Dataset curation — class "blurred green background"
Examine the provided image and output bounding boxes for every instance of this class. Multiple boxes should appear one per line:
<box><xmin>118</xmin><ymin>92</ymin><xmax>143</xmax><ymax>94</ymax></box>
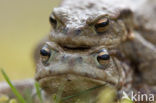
<box><xmin>0</xmin><ymin>0</ymin><xmax>61</xmax><ymax>81</ymax></box>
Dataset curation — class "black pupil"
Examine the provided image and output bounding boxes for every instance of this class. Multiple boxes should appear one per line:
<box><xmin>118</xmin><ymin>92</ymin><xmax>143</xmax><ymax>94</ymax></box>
<box><xmin>95</xmin><ymin>19</ymin><xmax>109</xmax><ymax>28</ymax></box>
<box><xmin>97</xmin><ymin>54</ymin><xmax>110</xmax><ymax>60</ymax></box>
<box><xmin>40</xmin><ymin>49</ymin><xmax>50</xmax><ymax>57</ymax></box>
<box><xmin>49</xmin><ymin>17</ymin><xmax>57</xmax><ymax>25</ymax></box>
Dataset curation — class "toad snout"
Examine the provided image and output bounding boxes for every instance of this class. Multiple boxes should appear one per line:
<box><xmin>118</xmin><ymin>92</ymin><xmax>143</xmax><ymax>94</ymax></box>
<box><xmin>61</xmin><ymin>55</ymin><xmax>83</xmax><ymax>65</ymax></box>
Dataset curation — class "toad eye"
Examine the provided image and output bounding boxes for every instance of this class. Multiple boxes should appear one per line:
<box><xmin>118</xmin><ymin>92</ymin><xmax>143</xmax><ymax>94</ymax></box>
<box><xmin>49</xmin><ymin>15</ymin><xmax>57</xmax><ymax>28</ymax></box>
<box><xmin>97</xmin><ymin>49</ymin><xmax>110</xmax><ymax>65</ymax></box>
<box><xmin>40</xmin><ymin>46</ymin><xmax>51</xmax><ymax>63</ymax></box>
<box><xmin>95</xmin><ymin>17</ymin><xmax>109</xmax><ymax>34</ymax></box>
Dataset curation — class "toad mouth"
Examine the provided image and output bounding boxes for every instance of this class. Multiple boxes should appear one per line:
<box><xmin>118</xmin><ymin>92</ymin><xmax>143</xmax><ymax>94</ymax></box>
<box><xmin>37</xmin><ymin>73</ymin><xmax>114</xmax><ymax>99</ymax></box>
<box><xmin>35</xmin><ymin>70</ymin><xmax>118</xmax><ymax>96</ymax></box>
<box><xmin>36</xmin><ymin>72</ymin><xmax>116</xmax><ymax>86</ymax></box>
<box><xmin>62</xmin><ymin>45</ymin><xmax>91</xmax><ymax>51</ymax></box>
<box><xmin>59</xmin><ymin>43</ymin><xmax>92</xmax><ymax>52</ymax></box>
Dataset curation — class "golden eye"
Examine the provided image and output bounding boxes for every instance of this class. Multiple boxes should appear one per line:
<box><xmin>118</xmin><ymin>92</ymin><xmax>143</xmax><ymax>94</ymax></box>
<box><xmin>40</xmin><ymin>46</ymin><xmax>51</xmax><ymax>63</ymax></box>
<box><xmin>95</xmin><ymin>17</ymin><xmax>109</xmax><ymax>34</ymax></box>
<box><xmin>49</xmin><ymin>15</ymin><xmax>57</xmax><ymax>28</ymax></box>
<box><xmin>97</xmin><ymin>49</ymin><xmax>110</xmax><ymax>65</ymax></box>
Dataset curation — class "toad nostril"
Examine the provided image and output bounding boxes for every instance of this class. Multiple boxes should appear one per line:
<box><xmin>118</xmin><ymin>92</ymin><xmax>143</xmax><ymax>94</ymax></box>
<box><xmin>76</xmin><ymin>57</ymin><xmax>83</xmax><ymax>63</ymax></box>
<box><xmin>75</xmin><ymin>29</ymin><xmax>81</xmax><ymax>35</ymax></box>
<box><xmin>63</xmin><ymin>27</ymin><xmax>69</xmax><ymax>34</ymax></box>
<box><xmin>61</xmin><ymin>55</ymin><xmax>70</xmax><ymax>62</ymax></box>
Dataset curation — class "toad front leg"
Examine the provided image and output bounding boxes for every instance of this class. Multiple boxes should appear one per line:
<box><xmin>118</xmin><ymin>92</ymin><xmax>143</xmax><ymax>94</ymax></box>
<box><xmin>0</xmin><ymin>79</ymin><xmax>34</xmax><ymax>98</ymax></box>
<box><xmin>121</xmin><ymin>32</ymin><xmax>156</xmax><ymax>85</ymax></box>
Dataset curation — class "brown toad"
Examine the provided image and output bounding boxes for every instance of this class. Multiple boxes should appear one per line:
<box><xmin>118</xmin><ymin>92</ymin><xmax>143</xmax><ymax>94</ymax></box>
<box><xmin>1</xmin><ymin>0</ymin><xmax>156</xmax><ymax>102</ymax></box>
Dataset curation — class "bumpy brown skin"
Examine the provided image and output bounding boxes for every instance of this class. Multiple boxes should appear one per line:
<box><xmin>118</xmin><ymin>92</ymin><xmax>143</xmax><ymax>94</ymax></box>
<box><xmin>36</xmin><ymin>0</ymin><xmax>156</xmax><ymax>100</ymax></box>
<box><xmin>133</xmin><ymin>0</ymin><xmax>156</xmax><ymax>45</ymax></box>
<box><xmin>35</xmin><ymin>0</ymin><xmax>135</xmax><ymax>98</ymax></box>
<box><xmin>120</xmin><ymin>0</ymin><xmax>156</xmax><ymax>85</ymax></box>
<box><xmin>1</xmin><ymin>0</ymin><xmax>156</xmax><ymax>102</ymax></box>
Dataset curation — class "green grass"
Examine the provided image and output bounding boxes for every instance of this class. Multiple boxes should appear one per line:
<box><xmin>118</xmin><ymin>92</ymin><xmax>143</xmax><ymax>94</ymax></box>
<box><xmin>34</xmin><ymin>82</ymin><xmax>43</xmax><ymax>103</ymax></box>
<box><xmin>0</xmin><ymin>69</ymin><xmax>135</xmax><ymax>103</ymax></box>
<box><xmin>0</xmin><ymin>68</ymin><xmax>45</xmax><ymax>103</ymax></box>
<box><xmin>1</xmin><ymin>69</ymin><xmax>26</xmax><ymax>103</ymax></box>
<box><xmin>62</xmin><ymin>84</ymin><xmax>105</xmax><ymax>101</ymax></box>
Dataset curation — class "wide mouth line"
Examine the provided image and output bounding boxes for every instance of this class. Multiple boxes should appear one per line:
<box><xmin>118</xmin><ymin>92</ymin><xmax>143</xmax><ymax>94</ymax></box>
<box><xmin>36</xmin><ymin>73</ymin><xmax>116</xmax><ymax>86</ymax></box>
<box><xmin>36</xmin><ymin>73</ymin><xmax>100</xmax><ymax>81</ymax></box>
<box><xmin>59</xmin><ymin>44</ymin><xmax>92</xmax><ymax>51</ymax></box>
